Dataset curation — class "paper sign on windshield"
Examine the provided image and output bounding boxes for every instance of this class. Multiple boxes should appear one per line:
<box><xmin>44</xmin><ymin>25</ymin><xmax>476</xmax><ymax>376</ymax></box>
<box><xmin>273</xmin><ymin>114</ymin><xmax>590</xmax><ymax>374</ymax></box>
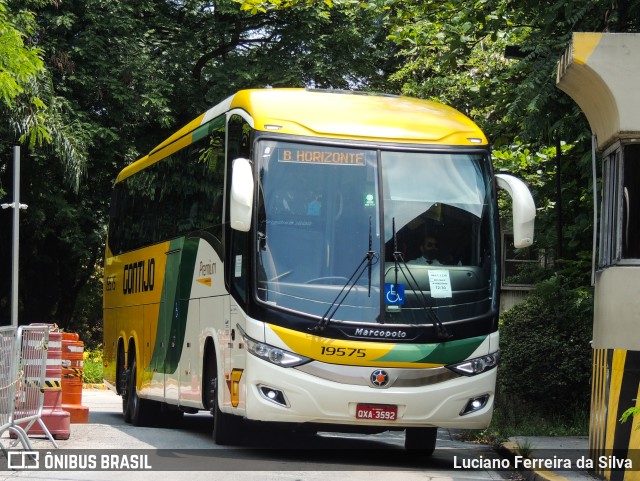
<box><xmin>428</xmin><ymin>270</ymin><xmax>452</xmax><ymax>298</ymax></box>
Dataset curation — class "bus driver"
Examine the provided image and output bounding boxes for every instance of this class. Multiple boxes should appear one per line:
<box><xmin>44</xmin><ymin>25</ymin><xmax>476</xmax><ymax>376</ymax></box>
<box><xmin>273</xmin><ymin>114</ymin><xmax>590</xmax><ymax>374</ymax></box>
<box><xmin>409</xmin><ymin>234</ymin><xmax>442</xmax><ymax>265</ymax></box>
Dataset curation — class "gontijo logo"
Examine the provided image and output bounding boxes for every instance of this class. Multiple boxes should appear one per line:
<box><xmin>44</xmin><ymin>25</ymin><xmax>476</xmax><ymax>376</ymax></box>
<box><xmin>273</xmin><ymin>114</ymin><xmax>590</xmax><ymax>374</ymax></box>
<box><xmin>122</xmin><ymin>258</ymin><xmax>155</xmax><ymax>294</ymax></box>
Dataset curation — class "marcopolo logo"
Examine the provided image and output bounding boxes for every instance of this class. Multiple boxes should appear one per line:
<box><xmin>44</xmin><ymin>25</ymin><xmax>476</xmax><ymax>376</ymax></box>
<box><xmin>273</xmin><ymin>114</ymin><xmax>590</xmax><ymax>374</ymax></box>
<box><xmin>353</xmin><ymin>328</ymin><xmax>408</xmax><ymax>339</ymax></box>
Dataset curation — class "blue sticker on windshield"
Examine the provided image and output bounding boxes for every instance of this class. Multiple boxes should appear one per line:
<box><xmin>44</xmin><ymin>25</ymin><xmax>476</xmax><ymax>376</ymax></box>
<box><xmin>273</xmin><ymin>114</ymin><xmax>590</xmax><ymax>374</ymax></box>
<box><xmin>385</xmin><ymin>283</ymin><xmax>405</xmax><ymax>305</ymax></box>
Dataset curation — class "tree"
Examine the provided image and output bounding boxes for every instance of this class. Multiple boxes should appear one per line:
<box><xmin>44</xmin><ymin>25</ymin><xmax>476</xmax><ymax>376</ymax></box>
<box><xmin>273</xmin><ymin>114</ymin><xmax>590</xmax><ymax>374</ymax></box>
<box><xmin>3</xmin><ymin>0</ymin><xmax>638</xmax><ymax>344</ymax></box>
<box><xmin>1</xmin><ymin>0</ymin><xmax>88</xmax><ymax>192</ymax></box>
<box><xmin>1</xmin><ymin>0</ymin><xmax>399</xmax><ymax>332</ymax></box>
<box><xmin>0</xmin><ymin>0</ymin><xmax>43</xmax><ymax>111</ymax></box>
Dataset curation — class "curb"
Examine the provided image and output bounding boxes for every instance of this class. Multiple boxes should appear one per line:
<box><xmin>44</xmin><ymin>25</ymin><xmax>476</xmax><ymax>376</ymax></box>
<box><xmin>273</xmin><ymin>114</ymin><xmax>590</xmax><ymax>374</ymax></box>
<box><xmin>82</xmin><ymin>383</ymin><xmax>108</xmax><ymax>390</ymax></box>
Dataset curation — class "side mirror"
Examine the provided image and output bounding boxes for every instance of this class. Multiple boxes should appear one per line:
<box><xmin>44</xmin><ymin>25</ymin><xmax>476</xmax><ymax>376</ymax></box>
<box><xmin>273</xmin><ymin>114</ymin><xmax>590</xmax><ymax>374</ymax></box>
<box><xmin>495</xmin><ymin>174</ymin><xmax>536</xmax><ymax>248</ymax></box>
<box><xmin>230</xmin><ymin>158</ymin><xmax>254</xmax><ymax>232</ymax></box>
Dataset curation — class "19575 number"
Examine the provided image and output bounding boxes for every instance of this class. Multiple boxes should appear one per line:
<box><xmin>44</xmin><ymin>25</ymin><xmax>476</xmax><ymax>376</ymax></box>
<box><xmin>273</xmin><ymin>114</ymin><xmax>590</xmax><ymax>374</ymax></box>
<box><xmin>320</xmin><ymin>346</ymin><xmax>366</xmax><ymax>357</ymax></box>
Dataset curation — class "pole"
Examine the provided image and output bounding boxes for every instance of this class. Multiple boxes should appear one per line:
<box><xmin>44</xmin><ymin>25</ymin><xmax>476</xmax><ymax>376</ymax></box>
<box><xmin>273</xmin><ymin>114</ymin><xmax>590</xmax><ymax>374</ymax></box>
<box><xmin>1</xmin><ymin>147</ymin><xmax>28</xmax><ymax>327</ymax></box>
<box><xmin>555</xmin><ymin>136</ymin><xmax>563</xmax><ymax>262</ymax></box>
<box><xmin>11</xmin><ymin>146</ymin><xmax>20</xmax><ymax>327</ymax></box>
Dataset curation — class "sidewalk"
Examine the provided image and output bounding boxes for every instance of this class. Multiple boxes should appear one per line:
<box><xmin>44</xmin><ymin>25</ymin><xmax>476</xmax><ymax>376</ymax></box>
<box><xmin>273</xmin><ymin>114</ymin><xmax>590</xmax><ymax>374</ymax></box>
<box><xmin>501</xmin><ymin>436</ymin><xmax>599</xmax><ymax>481</ymax></box>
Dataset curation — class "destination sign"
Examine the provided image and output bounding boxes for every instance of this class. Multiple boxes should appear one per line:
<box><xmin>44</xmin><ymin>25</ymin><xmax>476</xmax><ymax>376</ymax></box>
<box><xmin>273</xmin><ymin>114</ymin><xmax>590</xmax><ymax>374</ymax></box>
<box><xmin>277</xmin><ymin>147</ymin><xmax>367</xmax><ymax>166</ymax></box>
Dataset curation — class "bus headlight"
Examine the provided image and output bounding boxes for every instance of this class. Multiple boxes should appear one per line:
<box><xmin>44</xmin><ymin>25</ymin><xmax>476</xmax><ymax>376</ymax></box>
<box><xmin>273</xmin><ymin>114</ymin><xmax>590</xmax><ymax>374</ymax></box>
<box><xmin>446</xmin><ymin>351</ymin><xmax>500</xmax><ymax>376</ymax></box>
<box><xmin>239</xmin><ymin>327</ymin><xmax>311</xmax><ymax>368</ymax></box>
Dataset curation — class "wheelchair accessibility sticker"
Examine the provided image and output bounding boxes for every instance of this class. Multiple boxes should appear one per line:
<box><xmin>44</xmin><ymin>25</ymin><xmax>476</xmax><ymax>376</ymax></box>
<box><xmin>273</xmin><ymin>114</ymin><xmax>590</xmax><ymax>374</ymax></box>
<box><xmin>385</xmin><ymin>283</ymin><xmax>405</xmax><ymax>305</ymax></box>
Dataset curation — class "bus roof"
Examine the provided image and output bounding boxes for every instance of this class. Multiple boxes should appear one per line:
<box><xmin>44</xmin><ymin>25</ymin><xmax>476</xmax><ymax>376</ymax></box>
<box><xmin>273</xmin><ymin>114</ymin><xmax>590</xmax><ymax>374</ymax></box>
<box><xmin>116</xmin><ymin>89</ymin><xmax>487</xmax><ymax>182</ymax></box>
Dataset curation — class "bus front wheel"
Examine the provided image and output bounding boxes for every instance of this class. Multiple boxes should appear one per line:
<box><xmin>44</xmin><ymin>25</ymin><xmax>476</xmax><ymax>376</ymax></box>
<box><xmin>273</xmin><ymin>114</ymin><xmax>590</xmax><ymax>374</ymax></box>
<box><xmin>211</xmin><ymin>376</ymin><xmax>241</xmax><ymax>445</ymax></box>
<box><xmin>405</xmin><ymin>427</ymin><xmax>437</xmax><ymax>456</ymax></box>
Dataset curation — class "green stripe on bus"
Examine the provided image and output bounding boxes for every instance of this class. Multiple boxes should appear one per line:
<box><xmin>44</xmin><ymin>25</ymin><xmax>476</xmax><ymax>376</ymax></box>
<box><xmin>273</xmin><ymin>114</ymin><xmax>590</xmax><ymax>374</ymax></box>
<box><xmin>150</xmin><ymin>237</ymin><xmax>183</xmax><ymax>374</ymax></box>
<box><xmin>375</xmin><ymin>335</ymin><xmax>486</xmax><ymax>365</ymax></box>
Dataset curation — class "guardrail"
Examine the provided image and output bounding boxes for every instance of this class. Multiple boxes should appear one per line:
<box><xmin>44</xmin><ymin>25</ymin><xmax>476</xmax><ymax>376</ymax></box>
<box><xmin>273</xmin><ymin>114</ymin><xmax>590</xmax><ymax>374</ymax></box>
<box><xmin>0</xmin><ymin>325</ymin><xmax>58</xmax><ymax>453</ymax></box>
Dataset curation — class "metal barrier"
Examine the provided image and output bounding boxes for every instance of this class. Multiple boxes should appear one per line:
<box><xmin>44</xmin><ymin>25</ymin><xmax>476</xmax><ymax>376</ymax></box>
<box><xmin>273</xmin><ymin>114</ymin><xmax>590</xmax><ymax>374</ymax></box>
<box><xmin>22</xmin><ymin>326</ymin><xmax>70</xmax><ymax>439</ymax></box>
<box><xmin>0</xmin><ymin>325</ymin><xmax>58</xmax><ymax>453</ymax></box>
<box><xmin>0</xmin><ymin>326</ymin><xmax>24</xmax><ymax>453</ymax></box>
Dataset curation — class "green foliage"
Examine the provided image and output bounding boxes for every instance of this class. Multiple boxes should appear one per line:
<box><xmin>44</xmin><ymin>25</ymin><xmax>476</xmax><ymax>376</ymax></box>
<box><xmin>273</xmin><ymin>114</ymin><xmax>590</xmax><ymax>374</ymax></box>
<box><xmin>493</xmin><ymin>135</ymin><xmax>594</xmax><ymax>258</ymax></box>
<box><xmin>503</xmin><ymin>263</ymin><xmax>551</xmax><ymax>286</ymax></box>
<box><xmin>463</xmin><ymin>395</ymin><xmax>589</xmax><ymax>445</ymax></box>
<box><xmin>499</xmin><ymin>261</ymin><xmax>593</xmax><ymax>416</ymax></box>
<box><xmin>0</xmin><ymin>1</ymin><xmax>88</xmax><ymax>191</ymax></box>
<box><xmin>67</xmin><ymin>262</ymin><xmax>103</xmax><ymax>350</ymax></box>
<box><xmin>2</xmin><ymin>0</ymin><xmax>399</xmax><ymax>331</ymax></box>
<box><xmin>236</xmin><ymin>0</ymin><xmax>337</xmax><ymax>15</ymax></box>
<box><xmin>620</xmin><ymin>407</ymin><xmax>638</xmax><ymax>423</ymax></box>
<box><xmin>82</xmin><ymin>346</ymin><xmax>103</xmax><ymax>384</ymax></box>
<box><xmin>620</xmin><ymin>406</ymin><xmax>640</xmax><ymax>430</ymax></box>
<box><xmin>0</xmin><ymin>0</ymin><xmax>44</xmax><ymax>108</ymax></box>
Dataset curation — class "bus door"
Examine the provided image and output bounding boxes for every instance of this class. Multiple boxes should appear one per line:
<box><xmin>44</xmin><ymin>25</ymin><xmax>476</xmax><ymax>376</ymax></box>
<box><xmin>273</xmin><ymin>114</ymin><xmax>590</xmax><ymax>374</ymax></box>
<box><xmin>158</xmin><ymin>244</ymin><xmax>182</xmax><ymax>403</ymax></box>
<box><xmin>222</xmin><ymin>296</ymin><xmax>233</xmax><ymax>407</ymax></box>
<box><xmin>155</xmin><ymin>237</ymin><xmax>193</xmax><ymax>404</ymax></box>
<box><xmin>164</xmin><ymin>237</ymin><xmax>200</xmax><ymax>404</ymax></box>
<box><xmin>177</xmin><ymin>296</ymin><xmax>200</xmax><ymax>407</ymax></box>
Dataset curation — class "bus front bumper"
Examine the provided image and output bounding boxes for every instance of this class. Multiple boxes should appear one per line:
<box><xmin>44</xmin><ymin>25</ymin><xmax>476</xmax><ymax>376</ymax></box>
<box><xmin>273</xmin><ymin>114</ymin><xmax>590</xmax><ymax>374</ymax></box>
<box><xmin>238</xmin><ymin>354</ymin><xmax>495</xmax><ymax>429</ymax></box>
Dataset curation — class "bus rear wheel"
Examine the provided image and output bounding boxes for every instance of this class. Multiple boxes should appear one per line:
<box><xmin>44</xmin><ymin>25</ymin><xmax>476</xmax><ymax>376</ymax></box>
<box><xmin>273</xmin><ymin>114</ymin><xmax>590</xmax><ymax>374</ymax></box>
<box><xmin>405</xmin><ymin>427</ymin><xmax>437</xmax><ymax>456</ymax></box>
<box><xmin>124</xmin><ymin>356</ymin><xmax>155</xmax><ymax>426</ymax></box>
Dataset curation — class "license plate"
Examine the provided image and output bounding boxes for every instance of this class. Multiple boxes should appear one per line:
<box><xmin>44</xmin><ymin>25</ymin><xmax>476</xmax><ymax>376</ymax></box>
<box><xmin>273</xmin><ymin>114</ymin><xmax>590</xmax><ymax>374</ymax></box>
<box><xmin>356</xmin><ymin>403</ymin><xmax>398</xmax><ymax>421</ymax></box>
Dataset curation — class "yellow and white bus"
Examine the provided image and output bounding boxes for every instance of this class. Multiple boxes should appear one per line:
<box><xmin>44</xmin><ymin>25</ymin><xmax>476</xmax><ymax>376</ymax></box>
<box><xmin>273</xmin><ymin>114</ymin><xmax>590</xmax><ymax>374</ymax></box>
<box><xmin>103</xmin><ymin>88</ymin><xmax>535</xmax><ymax>454</ymax></box>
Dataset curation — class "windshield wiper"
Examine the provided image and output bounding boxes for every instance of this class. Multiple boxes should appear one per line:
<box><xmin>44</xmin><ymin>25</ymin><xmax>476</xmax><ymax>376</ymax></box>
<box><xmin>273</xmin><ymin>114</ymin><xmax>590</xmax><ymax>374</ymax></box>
<box><xmin>390</xmin><ymin>218</ymin><xmax>452</xmax><ymax>341</ymax></box>
<box><xmin>310</xmin><ymin>217</ymin><xmax>379</xmax><ymax>333</ymax></box>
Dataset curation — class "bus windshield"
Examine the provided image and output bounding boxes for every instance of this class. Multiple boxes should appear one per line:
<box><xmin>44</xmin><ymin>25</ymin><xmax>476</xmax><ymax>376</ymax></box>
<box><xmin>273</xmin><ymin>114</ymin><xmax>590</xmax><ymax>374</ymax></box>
<box><xmin>255</xmin><ymin>140</ymin><xmax>495</xmax><ymax>325</ymax></box>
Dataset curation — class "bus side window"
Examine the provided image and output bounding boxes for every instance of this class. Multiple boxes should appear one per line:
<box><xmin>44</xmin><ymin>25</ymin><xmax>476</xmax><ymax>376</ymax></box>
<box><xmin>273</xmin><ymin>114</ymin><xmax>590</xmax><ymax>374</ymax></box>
<box><xmin>226</xmin><ymin>114</ymin><xmax>254</xmax><ymax>304</ymax></box>
<box><xmin>200</xmin><ymin>115</ymin><xmax>226</xmax><ymax>257</ymax></box>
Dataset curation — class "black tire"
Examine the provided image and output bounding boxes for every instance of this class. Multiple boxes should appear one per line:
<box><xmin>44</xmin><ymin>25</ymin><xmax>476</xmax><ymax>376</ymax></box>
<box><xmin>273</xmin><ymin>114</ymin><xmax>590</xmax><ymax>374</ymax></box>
<box><xmin>405</xmin><ymin>427</ymin><xmax>438</xmax><ymax>456</ymax></box>
<box><xmin>203</xmin><ymin>349</ymin><xmax>216</xmax><ymax>412</ymax></box>
<box><xmin>116</xmin><ymin>344</ymin><xmax>125</xmax><ymax>396</ymax></box>
<box><xmin>213</xmin><ymin>388</ymin><xmax>242</xmax><ymax>445</ymax></box>
<box><xmin>124</xmin><ymin>356</ymin><xmax>153</xmax><ymax>427</ymax></box>
<box><xmin>122</xmin><ymin>366</ymin><xmax>132</xmax><ymax>423</ymax></box>
<box><xmin>207</xmin><ymin>354</ymin><xmax>242</xmax><ymax>445</ymax></box>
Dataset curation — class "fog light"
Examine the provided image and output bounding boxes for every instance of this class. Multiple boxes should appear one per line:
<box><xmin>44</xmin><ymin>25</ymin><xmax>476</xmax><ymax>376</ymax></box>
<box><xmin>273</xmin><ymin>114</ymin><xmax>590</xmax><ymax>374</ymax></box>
<box><xmin>460</xmin><ymin>394</ymin><xmax>490</xmax><ymax>416</ymax></box>
<box><xmin>258</xmin><ymin>385</ymin><xmax>289</xmax><ymax>407</ymax></box>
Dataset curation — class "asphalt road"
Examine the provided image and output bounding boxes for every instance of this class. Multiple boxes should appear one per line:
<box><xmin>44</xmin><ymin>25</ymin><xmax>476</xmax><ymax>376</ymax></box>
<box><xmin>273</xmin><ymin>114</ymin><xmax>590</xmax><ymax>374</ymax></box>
<box><xmin>1</xmin><ymin>389</ymin><xmax>517</xmax><ymax>481</ymax></box>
